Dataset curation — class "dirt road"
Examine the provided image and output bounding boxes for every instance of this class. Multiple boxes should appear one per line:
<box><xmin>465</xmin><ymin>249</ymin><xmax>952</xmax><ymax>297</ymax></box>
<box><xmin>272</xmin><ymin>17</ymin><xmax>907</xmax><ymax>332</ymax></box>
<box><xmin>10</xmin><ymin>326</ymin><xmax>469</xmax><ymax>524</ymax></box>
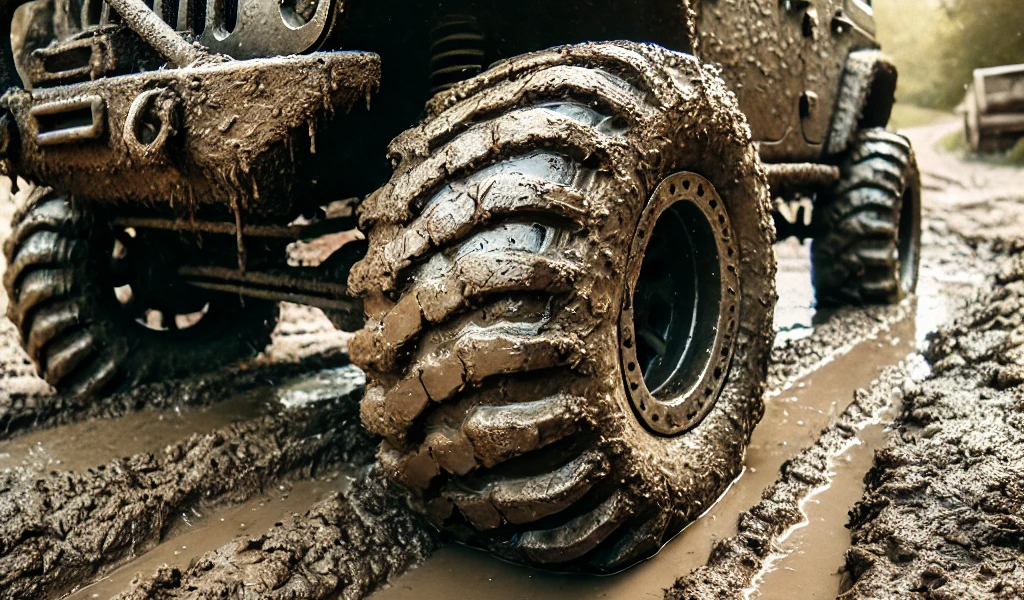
<box><xmin>0</xmin><ymin>117</ymin><xmax>1021</xmax><ymax>600</ymax></box>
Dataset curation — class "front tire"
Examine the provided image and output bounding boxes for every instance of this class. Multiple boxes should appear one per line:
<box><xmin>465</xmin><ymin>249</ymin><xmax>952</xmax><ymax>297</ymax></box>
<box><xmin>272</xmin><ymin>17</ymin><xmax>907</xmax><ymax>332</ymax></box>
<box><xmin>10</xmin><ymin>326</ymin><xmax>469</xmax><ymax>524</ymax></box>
<box><xmin>350</xmin><ymin>42</ymin><xmax>776</xmax><ymax>572</ymax></box>
<box><xmin>3</xmin><ymin>189</ymin><xmax>279</xmax><ymax>398</ymax></box>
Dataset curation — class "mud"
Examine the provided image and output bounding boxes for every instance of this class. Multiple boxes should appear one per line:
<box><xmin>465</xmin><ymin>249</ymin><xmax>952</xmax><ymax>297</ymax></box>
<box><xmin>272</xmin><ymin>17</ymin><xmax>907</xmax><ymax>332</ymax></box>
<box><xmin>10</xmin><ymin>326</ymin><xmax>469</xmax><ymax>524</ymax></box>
<box><xmin>69</xmin><ymin>471</ymin><xmax>353</xmax><ymax>600</ymax></box>
<box><xmin>750</xmin><ymin>398</ymin><xmax>904</xmax><ymax>600</ymax></box>
<box><xmin>665</xmin><ymin>366</ymin><xmax>910</xmax><ymax>599</ymax></box>
<box><xmin>0</xmin><ymin>366</ymin><xmax>371</xmax><ymax>600</ymax></box>
<box><xmin>0</xmin><ymin>346</ymin><xmax>349</xmax><ymax>441</ymax></box>
<box><xmin>113</xmin><ymin>468</ymin><xmax>435</xmax><ymax>600</ymax></box>
<box><xmin>0</xmin><ymin>387</ymin><xmax>267</xmax><ymax>474</ymax></box>
<box><xmin>838</xmin><ymin>244</ymin><xmax>1024</xmax><ymax>599</ymax></box>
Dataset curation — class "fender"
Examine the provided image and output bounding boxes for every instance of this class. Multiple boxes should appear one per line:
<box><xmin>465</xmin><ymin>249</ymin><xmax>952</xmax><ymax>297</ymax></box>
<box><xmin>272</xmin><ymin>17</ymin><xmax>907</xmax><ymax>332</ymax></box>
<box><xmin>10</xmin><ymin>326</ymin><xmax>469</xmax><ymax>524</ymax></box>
<box><xmin>825</xmin><ymin>50</ymin><xmax>899</xmax><ymax>156</ymax></box>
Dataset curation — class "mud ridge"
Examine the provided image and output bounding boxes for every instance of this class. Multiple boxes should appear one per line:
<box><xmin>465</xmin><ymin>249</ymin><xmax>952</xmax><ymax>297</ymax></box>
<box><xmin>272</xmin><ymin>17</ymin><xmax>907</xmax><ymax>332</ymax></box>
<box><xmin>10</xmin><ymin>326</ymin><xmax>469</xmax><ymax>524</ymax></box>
<box><xmin>664</xmin><ymin>365</ymin><xmax>910</xmax><ymax>600</ymax></box>
<box><xmin>0</xmin><ymin>349</ymin><xmax>348</xmax><ymax>442</ymax></box>
<box><xmin>114</xmin><ymin>467</ymin><xmax>436</xmax><ymax>600</ymax></box>
<box><xmin>0</xmin><ymin>384</ymin><xmax>372</xmax><ymax>600</ymax></box>
<box><xmin>768</xmin><ymin>302</ymin><xmax>911</xmax><ymax>392</ymax></box>
<box><xmin>838</xmin><ymin>247</ymin><xmax>1024</xmax><ymax>599</ymax></box>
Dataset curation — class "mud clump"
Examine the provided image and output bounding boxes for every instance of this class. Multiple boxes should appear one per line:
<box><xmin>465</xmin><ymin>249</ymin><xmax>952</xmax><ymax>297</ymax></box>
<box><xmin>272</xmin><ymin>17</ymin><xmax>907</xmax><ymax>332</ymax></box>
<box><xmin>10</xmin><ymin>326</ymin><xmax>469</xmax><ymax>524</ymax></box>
<box><xmin>839</xmin><ymin>248</ymin><xmax>1024</xmax><ymax>599</ymax></box>
<box><xmin>0</xmin><ymin>387</ymin><xmax>371</xmax><ymax>600</ymax></box>
<box><xmin>115</xmin><ymin>467</ymin><xmax>436</xmax><ymax>600</ymax></box>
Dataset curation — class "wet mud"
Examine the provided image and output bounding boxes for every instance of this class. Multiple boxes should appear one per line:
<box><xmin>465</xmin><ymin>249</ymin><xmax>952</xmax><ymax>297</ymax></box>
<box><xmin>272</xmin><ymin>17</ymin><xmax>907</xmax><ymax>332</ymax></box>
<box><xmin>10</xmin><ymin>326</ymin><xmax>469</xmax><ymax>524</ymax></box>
<box><xmin>0</xmin><ymin>366</ymin><xmax>371</xmax><ymax>600</ymax></box>
<box><xmin>0</xmin><ymin>330</ymin><xmax>351</xmax><ymax>442</ymax></box>
<box><xmin>838</xmin><ymin>244</ymin><xmax>1024</xmax><ymax>600</ymax></box>
<box><xmin>666</xmin><ymin>366</ymin><xmax>910</xmax><ymax>600</ymax></box>
<box><xmin>114</xmin><ymin>469</ymin><xmax>435</xmax><ymax>600</ymax></box>
<box><xmin>750</xmin><ymin>399</ymin><xmax>903</xmax><ymax>600</ymax></box>
<box><xmin>70</xmin><ymin>471</ymin><xmax>354</xmax><ymax>600</ymax></box>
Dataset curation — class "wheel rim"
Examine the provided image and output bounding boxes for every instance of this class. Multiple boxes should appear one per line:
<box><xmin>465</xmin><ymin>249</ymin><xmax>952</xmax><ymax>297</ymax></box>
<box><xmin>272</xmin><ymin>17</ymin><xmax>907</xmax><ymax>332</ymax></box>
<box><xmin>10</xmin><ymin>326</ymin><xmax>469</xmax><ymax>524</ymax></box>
<box><xmin>619</xmin><ymin>173</ymin><xmax>740</xmax><ymax>436</ymax></box>
<box><xmin>106</xmin><ymin>226</ymin><xmax>219</xmax><ymax>336</ymax></box>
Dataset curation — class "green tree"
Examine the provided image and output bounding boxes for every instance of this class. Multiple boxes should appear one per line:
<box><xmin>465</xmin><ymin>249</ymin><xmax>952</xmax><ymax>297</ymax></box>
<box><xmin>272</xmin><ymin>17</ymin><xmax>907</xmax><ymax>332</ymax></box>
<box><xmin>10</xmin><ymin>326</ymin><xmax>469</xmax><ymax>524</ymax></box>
<box><xmin>876</xmin><ymin>0</ymin><xmax>1024</xmax><ymax>109</ymax></box>
<box><xmin>935</xmin><ymin>0</ymin><xmax>1024</xmax><ymax>108</ymax></box>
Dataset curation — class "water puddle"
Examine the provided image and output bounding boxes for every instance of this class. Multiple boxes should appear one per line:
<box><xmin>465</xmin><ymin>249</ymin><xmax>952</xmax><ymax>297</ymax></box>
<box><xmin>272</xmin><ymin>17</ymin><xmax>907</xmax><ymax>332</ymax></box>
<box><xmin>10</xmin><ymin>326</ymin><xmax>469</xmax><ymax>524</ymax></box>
<box><xmin>370</xmin><ymin>312</ymin><xmax>917</xmax><ymax>600</ymax></box>
<box><xmin>64</xmin><ymin>470</ymin><xmax>354</xmax><ymax>600</ymax></box>
<box><xmin>774</xmin><ymin>239</ymin><xmax>817</xmax><ymax>344</ymax></box>
<box><xmin>0</xmin><ymin>389</ymin><xmax>273</xmax><ymax>475</ymax></box>
<box><xmin>746</xmin><ymin>400</ymin><xmax>901</xmax><ymax>599</ymax></box>
<box><xmin>0</xmin><ymin>365</ymin><xmax>365</xmax><ymax>476</ymax></box>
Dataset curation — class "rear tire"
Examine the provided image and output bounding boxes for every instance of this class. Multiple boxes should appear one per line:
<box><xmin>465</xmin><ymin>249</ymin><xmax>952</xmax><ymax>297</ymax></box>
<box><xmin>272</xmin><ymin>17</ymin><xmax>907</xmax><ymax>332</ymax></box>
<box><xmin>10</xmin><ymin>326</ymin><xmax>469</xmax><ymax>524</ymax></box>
<box><xmin>350</xmin><ymin>42</ymin><xmax>776</xmax><ymax>573</ymax></box>
<box><xmin>812</xmin><ymin>129</ymin><xmax>922</xmax><ymax>306</ymax></box>
<box><xmin>3</xmin><ymin>189</ymin><xmax>279</xmax><ymax>398</ymax></box>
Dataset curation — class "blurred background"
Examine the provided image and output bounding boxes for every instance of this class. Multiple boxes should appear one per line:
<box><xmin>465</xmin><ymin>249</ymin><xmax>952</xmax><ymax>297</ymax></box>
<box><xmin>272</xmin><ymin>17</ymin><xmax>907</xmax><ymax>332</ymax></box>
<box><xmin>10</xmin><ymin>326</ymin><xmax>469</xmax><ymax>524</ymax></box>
<box><xmin>876</xmin><ymin>0</ymin><xmax>1024</xmax><ymax>157</ymax></box>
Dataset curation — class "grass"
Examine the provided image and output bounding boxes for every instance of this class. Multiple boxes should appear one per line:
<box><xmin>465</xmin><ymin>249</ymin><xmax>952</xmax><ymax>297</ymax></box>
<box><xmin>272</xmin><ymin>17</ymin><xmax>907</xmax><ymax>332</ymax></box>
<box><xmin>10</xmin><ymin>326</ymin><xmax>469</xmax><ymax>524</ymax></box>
<box><xmin>1007</xmin><ymin>139</ymin><xmax>1024</xmax><ymax>166</ymax></box>
<box><xmin>889</xmin><ymin>104</ymin><xmax>951</xmax><ymax>130</ymax></box>
<box><xmin>937</xmin><ymin>129</ymin><xmax>967</xmax><ymax>154</ymax></box>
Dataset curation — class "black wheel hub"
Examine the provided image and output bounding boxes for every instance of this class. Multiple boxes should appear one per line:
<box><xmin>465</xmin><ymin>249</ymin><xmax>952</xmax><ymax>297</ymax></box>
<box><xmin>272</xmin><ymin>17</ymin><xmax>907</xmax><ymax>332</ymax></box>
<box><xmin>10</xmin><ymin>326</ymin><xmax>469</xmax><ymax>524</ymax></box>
<box><xmin>620</xmin><ymin>173</ymin><xmax>740</xmax><ymax>436</ymax></box>
<box><xmin>107</xmin><ymin>226</ymin><xmax>216</xmax><ymax>333</ymax></box>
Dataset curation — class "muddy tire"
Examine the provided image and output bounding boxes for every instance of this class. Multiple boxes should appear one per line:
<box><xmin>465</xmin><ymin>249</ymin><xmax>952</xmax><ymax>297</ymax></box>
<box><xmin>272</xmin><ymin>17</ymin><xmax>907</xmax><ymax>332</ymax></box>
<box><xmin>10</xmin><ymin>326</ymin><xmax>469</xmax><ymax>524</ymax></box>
<box><xmin>349</xmin><ymin>42</ymin><xmax>776</xmax><ymax>572</ymax></box>
<box><xmin>812</xmin><ymin>129</ymin><xmax>921</xmax><ymax>306</ymax></box>
<box><xmin>3</xmin><ymin>189</ymin><xmax>279</xmax><ymax>398</ymax></box>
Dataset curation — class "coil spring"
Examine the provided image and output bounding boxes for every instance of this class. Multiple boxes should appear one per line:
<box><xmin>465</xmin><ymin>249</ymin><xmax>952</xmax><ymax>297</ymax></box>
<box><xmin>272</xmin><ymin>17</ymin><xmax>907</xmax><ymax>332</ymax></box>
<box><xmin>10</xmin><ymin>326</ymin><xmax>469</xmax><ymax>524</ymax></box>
<box><xmin>429</xmin><ymin>15</ymin><xmax>486</xmax><ymax>94</ymax></box>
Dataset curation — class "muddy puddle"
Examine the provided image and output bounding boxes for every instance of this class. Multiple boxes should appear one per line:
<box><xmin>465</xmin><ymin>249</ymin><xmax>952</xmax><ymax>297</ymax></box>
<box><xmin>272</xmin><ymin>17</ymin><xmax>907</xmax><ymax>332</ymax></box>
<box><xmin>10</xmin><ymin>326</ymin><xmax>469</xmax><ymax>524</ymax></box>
<box><xmin>0</xmin><ymin>390</ymin><xmax>270</xmax><ymax>474</ymax></box>
<box><xmin>29</xmin><ymin>365</ymin><xmax>369</xmax><ymax>599</ymax></box>
<box><xmin>0</xmin><ymin>366</ymin><xmax>364</xmax><ymax>476</ymax></box>
<box><xmin>66</xmin><ymin>471</ymin><xmax>354</xmax><ymax>600</ymax></box>
<box><xmin>370</xmin><ymin>309</ymin><xmax>917</xmax><ymax>600</ymax></box>
<box><xmin>773</xmin><ymin>239</ymin><xmax>817</xmax><ymax>344</ymax></box>
<box><xmin>745</xmin><ymin>398</ymin><xmax>903</xmax><ymax>599</ymax></box>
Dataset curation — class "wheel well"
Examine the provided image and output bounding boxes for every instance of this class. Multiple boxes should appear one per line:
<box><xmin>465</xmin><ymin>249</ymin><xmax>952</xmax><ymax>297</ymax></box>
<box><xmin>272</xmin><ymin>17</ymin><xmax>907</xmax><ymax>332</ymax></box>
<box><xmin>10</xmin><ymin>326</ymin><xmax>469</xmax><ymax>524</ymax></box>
<box><xmin>311</xmin><ymin>0</ymin><xmax>698</xmax><ymax>203</ymax></box>
<box><xmin>825</xmin><ymin>51</ymin><xmax>899</xmax><ymax>156</ymax></box>
<box><xmin>859</xmin><ymin>61</ymin><xmax>898</xmax><ymax>130</ymax></box>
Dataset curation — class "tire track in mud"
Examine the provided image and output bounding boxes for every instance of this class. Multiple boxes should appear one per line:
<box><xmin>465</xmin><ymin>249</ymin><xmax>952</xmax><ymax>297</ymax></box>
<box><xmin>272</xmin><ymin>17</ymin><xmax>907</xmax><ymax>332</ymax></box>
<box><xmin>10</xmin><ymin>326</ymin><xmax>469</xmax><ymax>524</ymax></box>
<box><xmin>101</xmin><ymin>287</ymin><xmax>924</xmax><ymax>600</ymax></box>
<box><xmin>0</xmin><ymin>366</ymin><xmax>372</xmax><ymax>600</ymax></box>
<box><xmin>113</xmin><ymin>469</ymin><xmax>435</xmax><ymax>600</ymax></box>
<box><xmin>665</xmin><ymin>366</ymin><xmax>911</xmax><ymax>600</ymax></box>
<box><xmin>838</xmin><ymin>246</ymin><xmax>1024</xmax><ymax>600</ymax></box>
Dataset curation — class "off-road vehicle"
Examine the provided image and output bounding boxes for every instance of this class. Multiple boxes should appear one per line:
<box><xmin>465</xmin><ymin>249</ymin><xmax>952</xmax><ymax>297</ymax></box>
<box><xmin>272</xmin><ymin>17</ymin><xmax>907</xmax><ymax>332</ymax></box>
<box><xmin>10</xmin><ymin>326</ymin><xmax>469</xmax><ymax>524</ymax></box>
<box><xmin>964</xmin><ymin>63</ymin><xmax>1024</xmax><ymax>154</ymax></box>
<box><xmin>0</xmin><ymin>0</ymin><xmax>920</xmax><ymax>573</ymax></box>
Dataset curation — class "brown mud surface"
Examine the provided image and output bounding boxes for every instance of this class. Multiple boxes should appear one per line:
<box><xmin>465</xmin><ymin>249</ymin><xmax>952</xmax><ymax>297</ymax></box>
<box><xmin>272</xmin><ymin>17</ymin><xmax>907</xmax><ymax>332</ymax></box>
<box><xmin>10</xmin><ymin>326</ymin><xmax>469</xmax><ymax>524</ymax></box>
<box><xmin>113</xmin><ymin>469</ymin><xmax>435</xmax><ymax>600</ymax></box>
<box><xmin>0</xmin><ymin>116</ymin><xmax>1020</xmax><ymax>600</ymax></box>
<box><xmin>0</xmin><ymin>365</ymin><xmax>371</xmax><ymax>600</ymax></box>
<box><xmin>838</xmin><ymin>249</ymin><xmax>1024</xmax><ymax>598</ymax></box>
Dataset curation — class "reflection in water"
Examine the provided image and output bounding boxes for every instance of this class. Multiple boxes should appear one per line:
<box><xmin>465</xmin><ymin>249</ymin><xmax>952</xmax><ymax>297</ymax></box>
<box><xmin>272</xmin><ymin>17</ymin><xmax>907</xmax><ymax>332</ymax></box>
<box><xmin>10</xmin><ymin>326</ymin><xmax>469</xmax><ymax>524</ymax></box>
<box><xmin>774</xmin><ymin>239</ymin><xmax>817</xmax><ymax>344</ymax></box>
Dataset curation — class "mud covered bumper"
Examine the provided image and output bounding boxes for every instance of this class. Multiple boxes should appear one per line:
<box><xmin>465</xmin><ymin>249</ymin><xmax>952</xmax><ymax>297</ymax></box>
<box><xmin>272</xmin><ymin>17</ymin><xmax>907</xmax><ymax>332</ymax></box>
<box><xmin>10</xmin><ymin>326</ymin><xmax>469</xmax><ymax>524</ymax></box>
<box><xmin>0</xmin><ymin>51</ymin><xmax>379</xmax><ymax>215</ymax></box>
